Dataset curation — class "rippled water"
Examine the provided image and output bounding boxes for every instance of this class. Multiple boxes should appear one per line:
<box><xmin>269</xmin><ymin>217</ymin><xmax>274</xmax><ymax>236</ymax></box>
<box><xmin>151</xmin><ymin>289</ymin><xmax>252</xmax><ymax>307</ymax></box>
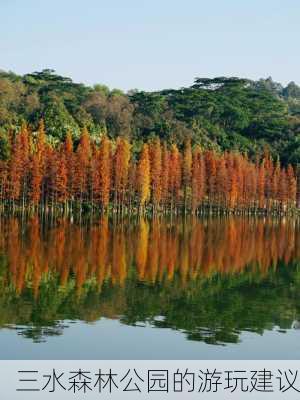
<box><xmin>0</xmin><ymin>216</ymin><xmax>299</xmax><ymax>359</ymax></box>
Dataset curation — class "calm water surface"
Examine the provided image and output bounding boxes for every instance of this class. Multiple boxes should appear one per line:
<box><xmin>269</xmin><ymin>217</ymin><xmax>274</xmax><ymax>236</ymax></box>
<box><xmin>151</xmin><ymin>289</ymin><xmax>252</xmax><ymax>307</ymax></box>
<box><xmin>0</xmin><ymin>216</ymin><xmax>299</xmax><ymax>359</ymax></box>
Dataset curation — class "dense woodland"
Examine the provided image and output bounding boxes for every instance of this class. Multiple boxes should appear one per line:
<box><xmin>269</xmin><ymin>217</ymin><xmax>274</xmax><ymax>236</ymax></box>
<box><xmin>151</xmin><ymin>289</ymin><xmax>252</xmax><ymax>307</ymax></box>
<box><xmin>0</xmin><ymin>70</ymin><xmax>300</xmax><ymax>214</ymax></box>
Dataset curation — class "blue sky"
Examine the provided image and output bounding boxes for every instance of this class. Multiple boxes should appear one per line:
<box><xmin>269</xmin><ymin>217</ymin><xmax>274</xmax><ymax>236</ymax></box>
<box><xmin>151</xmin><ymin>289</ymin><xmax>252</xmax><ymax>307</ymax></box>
<box><xmin>1</xmin><ymin>0</ymin><xmax>299</xmax><ymax>91</ymax></box>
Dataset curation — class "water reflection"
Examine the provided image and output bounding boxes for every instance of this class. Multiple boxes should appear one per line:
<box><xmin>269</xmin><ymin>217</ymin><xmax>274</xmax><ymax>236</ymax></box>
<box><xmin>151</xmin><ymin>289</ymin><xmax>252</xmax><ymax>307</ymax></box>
<box><xmin>0</xmin><ymin>216</ymin><xmax>299</xmax><ymax>346</ymax></box>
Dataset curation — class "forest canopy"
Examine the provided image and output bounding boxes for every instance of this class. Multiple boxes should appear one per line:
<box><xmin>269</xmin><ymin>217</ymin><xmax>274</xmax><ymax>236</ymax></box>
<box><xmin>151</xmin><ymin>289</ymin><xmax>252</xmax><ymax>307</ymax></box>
<box><xmin>0</xmin><ymin>69</ymin><xmax>300</xmax><ymax>164</ymax></box>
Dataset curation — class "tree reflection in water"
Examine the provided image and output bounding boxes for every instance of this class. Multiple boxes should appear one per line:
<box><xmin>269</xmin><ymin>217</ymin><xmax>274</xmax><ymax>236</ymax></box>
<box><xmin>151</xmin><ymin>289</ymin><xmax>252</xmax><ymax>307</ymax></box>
<box><xmin>0</xmin><ymin>216</ymin><xmax>299</xmax><ymax>344</ymax></box>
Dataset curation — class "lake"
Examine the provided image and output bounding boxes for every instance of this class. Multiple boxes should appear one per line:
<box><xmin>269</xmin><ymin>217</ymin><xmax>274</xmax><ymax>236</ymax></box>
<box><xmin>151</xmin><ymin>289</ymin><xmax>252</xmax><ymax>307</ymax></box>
<box><xmin>0</xmin><ymin>216</ymin><xmax>299</xmax><ymax>359</ymax></box>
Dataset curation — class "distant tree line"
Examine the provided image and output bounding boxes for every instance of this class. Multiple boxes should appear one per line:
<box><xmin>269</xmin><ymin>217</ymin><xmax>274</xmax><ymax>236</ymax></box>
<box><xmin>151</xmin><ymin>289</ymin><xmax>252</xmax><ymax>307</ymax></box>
<box><xmin>0</xmin><ymin>70</ymin><xmax>300</xmax><ymax>165</ymax></box>
<box><xmin>0</xmin><ymin>120</ymin><xmax>298</xmax><ymax>215</ymax></box>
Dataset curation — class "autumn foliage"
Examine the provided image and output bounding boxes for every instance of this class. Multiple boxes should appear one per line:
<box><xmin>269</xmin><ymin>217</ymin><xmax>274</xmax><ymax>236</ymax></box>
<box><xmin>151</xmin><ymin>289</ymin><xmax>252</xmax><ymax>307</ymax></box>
<box><xmin>0</xmin><ymin>121</ymin><xmax>298</xmax><ymax>214</ymax></box>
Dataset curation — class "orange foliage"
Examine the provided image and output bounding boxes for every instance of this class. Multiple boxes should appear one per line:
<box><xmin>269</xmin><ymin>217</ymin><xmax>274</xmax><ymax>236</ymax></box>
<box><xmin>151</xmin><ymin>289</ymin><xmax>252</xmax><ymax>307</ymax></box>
<box><xmin>0</xmin><ymin>123</ymin><xmax>299</xmax><ymax>214</ymax></box>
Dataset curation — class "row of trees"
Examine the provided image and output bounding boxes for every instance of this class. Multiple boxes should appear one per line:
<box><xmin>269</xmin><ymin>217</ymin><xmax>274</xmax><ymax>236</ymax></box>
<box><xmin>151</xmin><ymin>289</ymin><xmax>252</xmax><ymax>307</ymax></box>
<box><xmin>0</xmin><ymin>121</ymin><xmax>298</xmax><ymax>214</ymax></box>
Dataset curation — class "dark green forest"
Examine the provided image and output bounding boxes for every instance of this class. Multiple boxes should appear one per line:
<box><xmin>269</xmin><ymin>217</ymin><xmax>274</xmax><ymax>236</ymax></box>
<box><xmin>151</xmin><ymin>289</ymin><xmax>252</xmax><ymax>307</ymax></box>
<box><xmin>0</xmin><ymin>69</ymin><xmax>300</xmax><ymax>164</ymax></box>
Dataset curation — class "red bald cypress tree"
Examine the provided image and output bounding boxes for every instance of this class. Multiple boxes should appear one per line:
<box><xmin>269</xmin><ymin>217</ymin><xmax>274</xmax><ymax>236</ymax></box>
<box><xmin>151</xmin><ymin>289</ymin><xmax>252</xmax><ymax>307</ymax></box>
<box><xmin>182</xmin><ymin>138</ymin><xmax>192</xmax><ymax>211</ymax></box>
<box><xmin>136</xmin><ymin>143</ymin><xmax>151</xmax><ymax>212</ymax></box>
<box><xmin>99</xmin><ymin>136</ymin><xmax>111</xmax><ymax>210</ymax></box>
<box><xmin>169</xmin><ymin>144</ymin><xmax>181</xmax><ymax>212</ymax></box>
<box><xmin>161</xmin><ymin>143</ymin><xmax>170</xmax><ymax>211</ymax></box>
<box><xmin>149</xmin><ymin>138</ymin><xmax>162</xmax><ymax>212</ymax></box>
<box><xmin>191</xmin><ymin>146</ymin><xmax>205</xmax><ymax>213</ymax></box>
<box><xmin>286</xmin><ymin>164</ymin><xmax>297</xmax><ymax>210</ymax></box>
<box><xmin>205</xmin><ymin>150</ymin><xmax>217</xmax><ymax>209</ymax></box>
<box><xmin>74</xmin><ymin>127</ymin><xmax>91</xmax><ymax>209</ymax></box>
<box><xmin>113</xmin><ymin>137</ymin><xmax>130</xmax><ymax>212</ymax></box>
